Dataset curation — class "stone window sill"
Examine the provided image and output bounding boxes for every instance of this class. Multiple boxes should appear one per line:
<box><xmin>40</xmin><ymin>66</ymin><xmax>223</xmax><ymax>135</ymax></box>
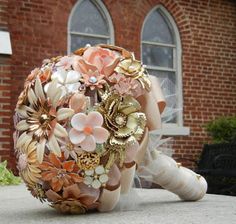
<box><xmin>153</xmin><ymin>125</ymin><xmax>190</xmax><ymax>136</ymax></box>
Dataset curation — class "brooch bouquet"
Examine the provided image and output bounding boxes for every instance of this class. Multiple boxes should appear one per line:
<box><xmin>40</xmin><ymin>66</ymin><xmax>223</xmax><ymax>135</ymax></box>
<box><xmin>14</xmin><ymin>44</ymin><xmax>151</xmax><ymax>213</ymax></box>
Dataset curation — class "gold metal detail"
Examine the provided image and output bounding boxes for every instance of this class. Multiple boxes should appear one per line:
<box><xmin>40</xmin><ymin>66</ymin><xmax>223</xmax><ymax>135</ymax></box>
<box><xmin>77</xmin><ymin>152</ymin><xmax>100</xmax><ymax>170</ymax></box>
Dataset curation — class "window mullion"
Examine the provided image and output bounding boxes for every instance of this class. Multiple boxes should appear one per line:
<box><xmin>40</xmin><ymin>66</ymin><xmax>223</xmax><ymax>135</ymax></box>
<box><xmin>70</xmin><ymin>31</ymin><xmax>110</xmax><ymax>39</ymax></box>
<box><xmin>142</xmin><ymin>41</ymin><xmax>175</xmax><ymax>48</ymax></box>
<box><xmin>146</xmin><ymin>65</ymin><xmax>176</xmax><ymax>72</ymax></box>
<box><xmin>173</xmin><ymin>47</ymin><xmax>176</xmax><ymax>70</ymax></box>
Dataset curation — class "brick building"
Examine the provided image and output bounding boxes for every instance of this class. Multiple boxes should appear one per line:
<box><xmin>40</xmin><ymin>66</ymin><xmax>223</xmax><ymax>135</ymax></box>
<box><xmin>0</xmin><ymin>0</ymin><xmax>235</xmax><ymax>172</ymax></box>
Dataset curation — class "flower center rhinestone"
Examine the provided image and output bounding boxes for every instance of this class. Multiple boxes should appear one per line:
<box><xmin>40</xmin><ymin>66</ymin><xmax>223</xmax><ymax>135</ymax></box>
<box><xmin>39</xmin><ymin>113</ymin><xmax>49</xmax><ymax>124</ymax></box>
<box><xmin>115</xmin><ymin>114</ymin><xmax>126</xmax><ymax>126</ymax></box>
<box><xmin>57</xmin><ymin>170</ymin><xmax>66</xmax><ymax>178</ymax></box>
<box><xmin>89</xmin><ymin>76</ymin><xmax>97</xmax><ymax>84</ymax></box>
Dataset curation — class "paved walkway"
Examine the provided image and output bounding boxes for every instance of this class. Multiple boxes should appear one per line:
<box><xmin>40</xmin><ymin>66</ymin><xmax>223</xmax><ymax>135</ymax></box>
<box><xmin>0</xmin><ymin>184</ymin><xmax>236</xmax><ymax>224</ymax></box>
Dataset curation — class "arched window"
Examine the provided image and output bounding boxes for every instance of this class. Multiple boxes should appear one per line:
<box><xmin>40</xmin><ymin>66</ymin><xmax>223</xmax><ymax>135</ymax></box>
<box><xmin>68</xmin><ymin>0</ymin><xmax>114</xmax><ymax>53</ymax></box>
<box><xmin>141</xmin><ymin>6</ymin><xmax>183</xmax><ymax>127</ymax></box>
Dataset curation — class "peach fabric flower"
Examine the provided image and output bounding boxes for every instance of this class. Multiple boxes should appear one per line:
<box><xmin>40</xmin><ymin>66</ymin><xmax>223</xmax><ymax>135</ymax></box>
<box><xmin>82</xmin><ymin>68</ymin><xmax>106</xmax><ymax>90</ymax></box>
<box><xmin>73</xmin><ymin>47</ymin><xmax>120</xmax><ymax>77</ymax></box>
<box><xmin>107</xmin><ymin>72</ymin><xmax>124</xmax><ymax>83</ymax></box>
<box><xmin>69</xmin><ymin>111</ymin><xmax>109</xmax><ymax>152</ymax></box>
<box><xmin>69</xmin><ymin>92</ymin><xmax>87</xmax><ymax>113</ymax></box>
<box><xmin>56</xmin><ymin>56</ymin><xmax>74</xmax><ymax>70</ymax></box>
<box><xmin>72</xmin><ymin>47</ymin><xmax>120</xmax><ymax>90</ymax></box>
<box><xmin>73</xmin><ymin>57</ymin><xmax>106</xmax><ymax>90</ymax></box>
<box><xmin>109</xmin><ymin>73</ymin><xmax>144</xmax><ymax>98</ymax></box>
<box><xmin>39</xmin><ymin>153</ymin><xmax>83</xmax><ymax>192</ymax></box>
<box><xmin>46</xmin><ymin>183</ymin><xmax>100</xmax><ymax>213</ymax></box>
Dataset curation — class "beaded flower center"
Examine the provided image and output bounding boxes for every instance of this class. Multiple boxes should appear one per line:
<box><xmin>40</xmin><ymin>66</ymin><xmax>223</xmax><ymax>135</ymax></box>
<box><xmin>83</xmin><ymin>126</ymin><xmax>93</xmax><ymax>135</ymax></box>
<box><xmin>66</xmin><ymin>142</ymin><xmax>74</xmax><ymax>151</ymax></box>
<box><xmin>89</xmin><ymin>76</ymin><xmax>97</xmax><ymax>84</ymax></box>
<box><xmin>114</xmin><ymin>113</ymin><xmax>127</xmax><ymax>127</ymax></box>
<box><xmin>39</xmin><ymin>114</ymin><xmax>50</xmax><ymax>125</ymax></box>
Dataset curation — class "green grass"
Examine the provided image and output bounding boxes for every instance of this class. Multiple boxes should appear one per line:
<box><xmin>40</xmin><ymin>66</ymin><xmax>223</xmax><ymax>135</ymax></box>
<box><xmin>0</xmin><ymin>161</ymin><xmax>21</xmax><ymax>186</ymax></box>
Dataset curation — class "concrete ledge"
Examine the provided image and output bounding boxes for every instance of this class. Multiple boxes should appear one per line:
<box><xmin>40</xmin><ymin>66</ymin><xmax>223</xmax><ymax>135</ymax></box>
<box><xmin>0</xmin><ymin>184</ymin><xmax>236</xmax><ymax>224</ymax></box>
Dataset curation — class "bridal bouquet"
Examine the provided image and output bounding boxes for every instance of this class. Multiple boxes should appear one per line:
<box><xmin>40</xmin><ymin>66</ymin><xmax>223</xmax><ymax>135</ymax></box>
<box><xmin>14</xmin><ymin>44</ymin><xmax>151</xmax><ymax>213</ymax></box>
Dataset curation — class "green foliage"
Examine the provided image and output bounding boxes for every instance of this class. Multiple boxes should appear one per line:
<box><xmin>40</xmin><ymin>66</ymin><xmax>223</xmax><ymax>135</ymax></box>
<box><xmin>205</xmin><ymin>116</ymin><xmax>236</xmax><ymax>144</ymax></box>
<box><xmin>0</xmin><ymin>161</ymin><xmax>21</xmax><ymax>186</ymax></box>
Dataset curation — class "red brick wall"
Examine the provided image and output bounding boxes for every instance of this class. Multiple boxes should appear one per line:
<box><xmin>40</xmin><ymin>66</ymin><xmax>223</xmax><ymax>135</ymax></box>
<box><xmin>170</xmin><ymin>0</ymin><xmax>236</xmax><ymax>167</ymax></box>
<box><xmin>0</xmin><ymin>56</ymin><xmax>13</xmax><ymax>169</ymax></box>
<box><xmin>0</xmin><ymin>0</ymin><xmax>8</xmax><ymax>28</ymax></box>
<box><xmin>0</xmin><ymin>0</ymin><xmax>235</xmax><ymax>171</ymax></box>
<box><xmin>0</xmin><ymin>0</ymin><xmax>14</xmax><ymax>170</ymax></box>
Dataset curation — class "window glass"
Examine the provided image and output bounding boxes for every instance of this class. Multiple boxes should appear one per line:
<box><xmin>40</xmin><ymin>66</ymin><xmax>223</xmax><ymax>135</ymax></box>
<box><xmin>70</xmin><ymin>35</ymin><xmax>108</xmax><ymax>52</ymax></box>
<box><xmin>70</xmin><ymin>0</ymin><xmax>109</xmax><ymax>35</ymax></box>
<box><xmin>69</xmin><ymin>0</ymin><xmax>113</xmax><ymax>52</ymax></box>
<box><xmin>142</xmin><ymin>10</ymin><xmax>174</xmax><ymax>44</ymax></box>
<box><xmin>142</xmin><ymin>45</ymin><xmax>173</xmax><ymax>68</ymax></box>
<box><xmin>142</xmin><ymin>7</ymin><xmax>181</xmax><ymax>125</ymax></box>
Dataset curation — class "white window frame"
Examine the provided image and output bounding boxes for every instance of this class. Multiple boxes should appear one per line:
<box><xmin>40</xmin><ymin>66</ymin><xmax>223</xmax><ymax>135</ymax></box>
<box><xmin>141</xmin><ymin>5</ymin><xmax>189</xmax><ymax>136</ymax></box>
<box><xmin>67</xmin><ymin>0</ymin><xmax>114</xmax><ymax>54</ymax></box>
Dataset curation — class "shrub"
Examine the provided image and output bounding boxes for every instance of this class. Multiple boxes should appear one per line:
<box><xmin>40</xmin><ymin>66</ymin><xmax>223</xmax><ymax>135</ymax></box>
<box><xmin>0</xmin><ymin>161</ymin><xmax>21</xmax><ymax>186</ymax></box>
<box><xmin>205</xmin><ymin>116</ymin><xmax>236</xmax><ymax>144</ymax></box>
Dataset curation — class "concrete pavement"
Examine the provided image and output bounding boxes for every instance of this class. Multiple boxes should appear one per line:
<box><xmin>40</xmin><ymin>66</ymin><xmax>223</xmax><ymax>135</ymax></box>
<box><xmin>0</xmin><ymin>184</ymin><xmax>236</xmax><ymax>224</ymax></box>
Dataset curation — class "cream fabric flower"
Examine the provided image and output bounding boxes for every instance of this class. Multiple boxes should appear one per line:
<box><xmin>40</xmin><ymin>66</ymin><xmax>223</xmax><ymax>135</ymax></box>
<box><xmin>55</xmin><ymin>56</ymin><xmax>74</xmax><ymax>70</ymax></box>
<box><xmin>17</xmin><ymin>140</ymin><xmax>41</xmax><ymax>187</ymax></box>
<box><xmin>58</xmin><ymin>138</ymin><xmax>82</xmax><ymax>161</ymax></box>
<box><xmin>69</xmin><ymin>111</ymin><xmax>109</xmax><ymax>152</ymax></box>
<box><xmin>16</xmin><ymin>77</ymin><xmax>74</xmax><ymax>163</ymax></box>
<box><xmin>44</xmin><ymin>68</ymin><xmax>81</xmax><ymax>96</ymax></box>
<box><xmin>83</xmin><ymin>165</ymin><xmax>109</xmax><ymax>189</ymax></box>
